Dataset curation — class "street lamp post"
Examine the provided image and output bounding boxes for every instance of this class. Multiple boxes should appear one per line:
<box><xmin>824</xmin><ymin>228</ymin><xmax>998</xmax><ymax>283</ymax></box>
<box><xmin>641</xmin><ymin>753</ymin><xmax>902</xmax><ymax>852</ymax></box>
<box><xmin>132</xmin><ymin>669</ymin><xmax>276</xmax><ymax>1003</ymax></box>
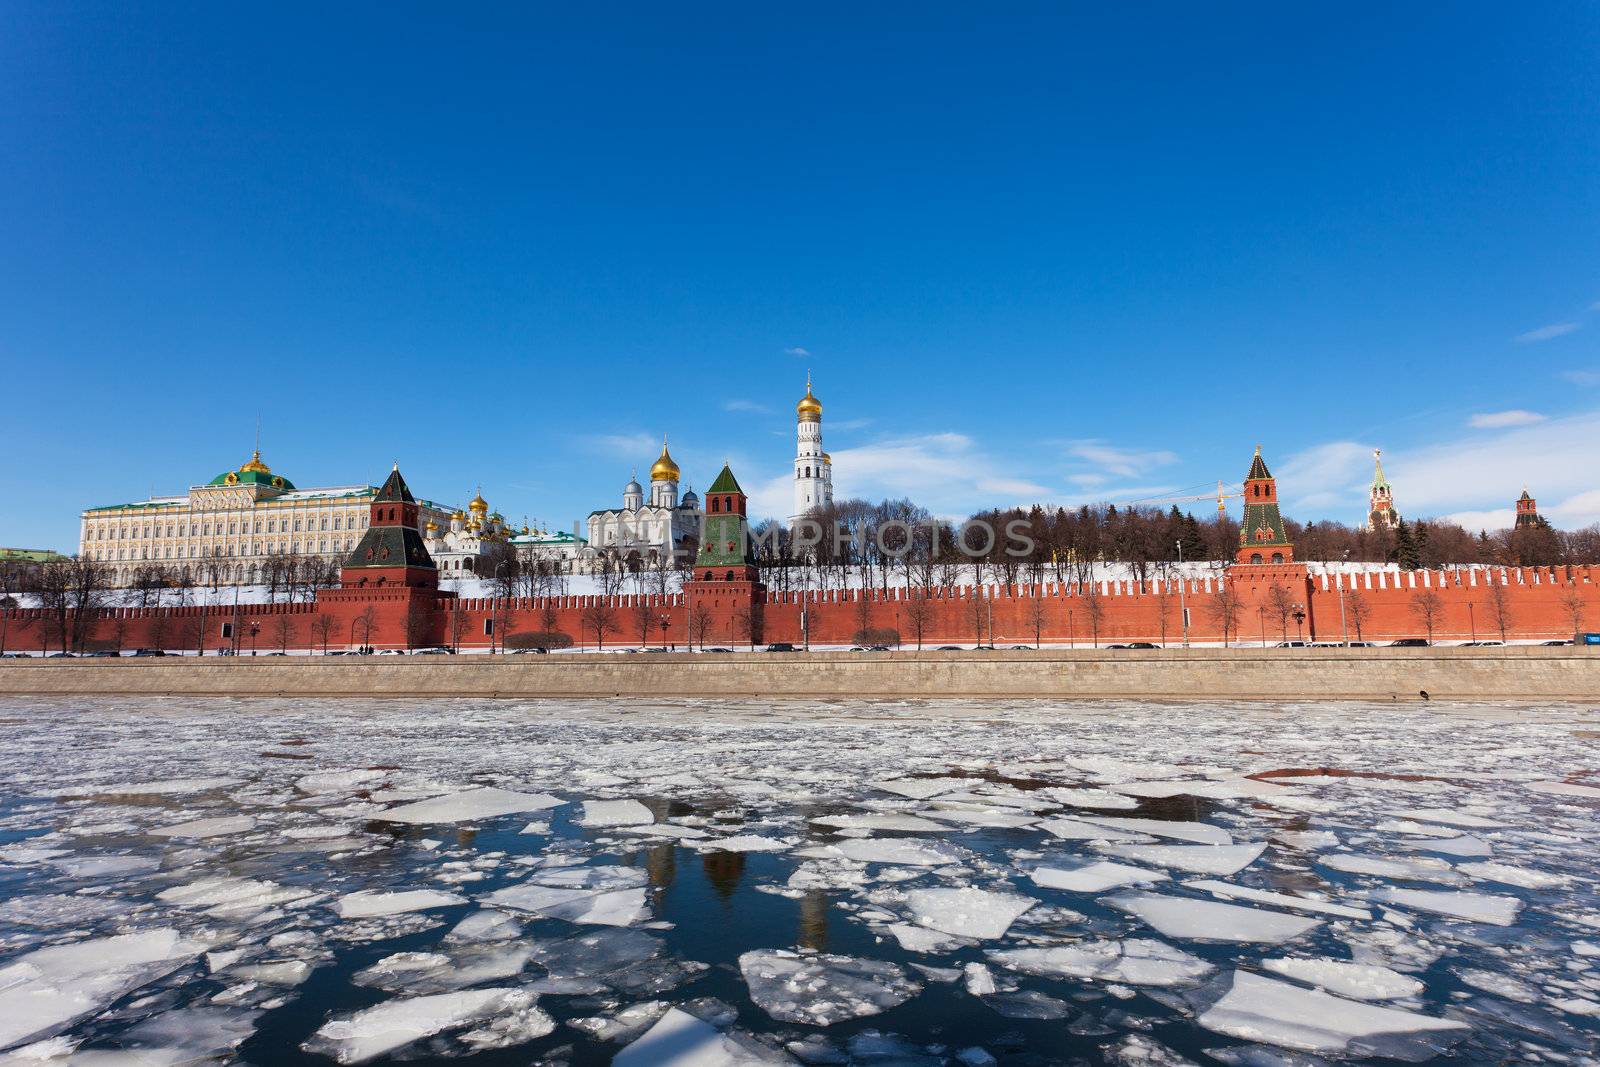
<box><xmin>1176</xmin><ymin>540</ymin><xmax>1189</xmax><ymax>649</ymax></box>
<box><xmin>1338</xmin><ymin>549</ymin><xmax>1350</xmax><ymax>647</ymax></box>
<box><xmin>1258</xmin><ymin>606</ymin><xmax>1267</xmax><ymax>648</ymax></box>
<box><xmin>1068</xmin><ymin>609</ymin><xmax>1075</xmax><ymax>649</ymax></box>
<box><xmin>1292</xmin><ymin>606</ymin><xmax>1306</xmax><ymax>643</ymax></box>
<box><xmin>1468</xmin><ymin>601</ymin><xmax>1477</xmax><ymax>643</ymax></box>
<box><xmin>249</xmin><ymin>621</ymin><xmax>259</xmax><ymax>656</ymax></box>
<box><xmin>659</xmin><ymin>613</ymin><xmax>672</xmax><ymax>652</ymax></box>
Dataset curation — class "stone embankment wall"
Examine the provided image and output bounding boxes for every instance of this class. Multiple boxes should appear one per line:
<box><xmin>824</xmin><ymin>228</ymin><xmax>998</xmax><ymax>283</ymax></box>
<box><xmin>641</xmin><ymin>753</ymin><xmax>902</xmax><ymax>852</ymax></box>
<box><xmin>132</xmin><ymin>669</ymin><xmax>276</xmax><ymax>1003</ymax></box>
<box><xmin>1</xmin><ymin>647</ymin><xmax>1595</xmax><ymax>702</ymax></box>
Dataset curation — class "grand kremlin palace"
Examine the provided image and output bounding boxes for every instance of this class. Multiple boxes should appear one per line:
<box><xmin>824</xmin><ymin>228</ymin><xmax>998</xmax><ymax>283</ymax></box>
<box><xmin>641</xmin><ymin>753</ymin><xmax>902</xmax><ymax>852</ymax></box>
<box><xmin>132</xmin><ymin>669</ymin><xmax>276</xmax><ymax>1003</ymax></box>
<box><xmin>79</xmin><ymin>451</ymin><xmax>460</xmax><ymax>586</ymax></box>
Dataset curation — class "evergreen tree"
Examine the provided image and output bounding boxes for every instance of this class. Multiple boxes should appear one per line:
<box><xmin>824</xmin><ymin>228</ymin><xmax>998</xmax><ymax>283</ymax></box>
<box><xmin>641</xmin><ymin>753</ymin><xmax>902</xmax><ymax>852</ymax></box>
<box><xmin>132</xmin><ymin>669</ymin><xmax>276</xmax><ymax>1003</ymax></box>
<box><xmin>1393</xmin><ymin>520</ymin><xmax>1421</xmax><ymax>571</ymax></box>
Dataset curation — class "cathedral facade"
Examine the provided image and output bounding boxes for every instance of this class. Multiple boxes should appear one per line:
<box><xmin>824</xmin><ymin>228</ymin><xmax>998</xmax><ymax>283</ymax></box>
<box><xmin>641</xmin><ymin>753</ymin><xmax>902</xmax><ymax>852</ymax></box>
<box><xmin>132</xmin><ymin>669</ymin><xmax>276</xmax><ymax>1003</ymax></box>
<box><xmin>587</xmin><ymin>440</ymin><xmax>701</xmax><ymax>566</ymax></box>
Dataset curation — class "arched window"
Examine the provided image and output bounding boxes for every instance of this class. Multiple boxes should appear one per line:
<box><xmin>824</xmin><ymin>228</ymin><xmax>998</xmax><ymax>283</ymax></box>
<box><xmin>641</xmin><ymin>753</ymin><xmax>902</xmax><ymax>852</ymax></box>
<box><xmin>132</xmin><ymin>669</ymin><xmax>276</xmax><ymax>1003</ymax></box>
<box><xmin>711</xmin><ymin>498</ymin><xmax>720</xmax><ymax>513</ymax></box>
<box><xmin>725</xmin><ymin>570</ymin><xmax>734</xmax><ymax>581</ymax></box>
<box><xmin>1271</xmin><ymin>553</ymin><xmax>1284</xmax><ymax>564</ymax></box>
<box><xmin>1250</xmin><ymin>553</ymin><xmax>1263</xmax><ymax>564</ymax></box>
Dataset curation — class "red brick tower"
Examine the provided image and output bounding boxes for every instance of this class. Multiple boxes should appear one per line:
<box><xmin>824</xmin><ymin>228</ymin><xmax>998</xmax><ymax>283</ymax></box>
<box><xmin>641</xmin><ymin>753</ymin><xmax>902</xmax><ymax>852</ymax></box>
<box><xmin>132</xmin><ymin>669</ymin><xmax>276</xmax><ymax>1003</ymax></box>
<box><xmin>317</xmin><ymin>466</ymin><xmax>449</xmax><ymax>650</ymax></box>
<box><xmin>684</xmin><ymin>465</ymin><xmax>765</xmax><ymax>647</ymax></box>
<box><xmin>1236</xmin><ymin>446</ymin><xmax>1294</xmax><ymax>565</ymax></box>
<box><xmin>341</xmin><ymin>466</ymin><xmax>439</xmax><ymax>589</ymax></box>
<box><xmin>1515</xmin><ymin>487</ymin><xmax>1541</xmax><ymax>528</ymax></box>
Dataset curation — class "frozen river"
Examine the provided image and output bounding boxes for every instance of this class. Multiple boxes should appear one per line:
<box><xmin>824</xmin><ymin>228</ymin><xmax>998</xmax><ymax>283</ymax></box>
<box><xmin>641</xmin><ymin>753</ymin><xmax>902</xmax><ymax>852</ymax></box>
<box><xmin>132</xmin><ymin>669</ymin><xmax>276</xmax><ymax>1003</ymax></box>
<box><xmin>1</xmin><ymin>697</ymin><xmax>1598</xmax><ymax>1065</ymax></box>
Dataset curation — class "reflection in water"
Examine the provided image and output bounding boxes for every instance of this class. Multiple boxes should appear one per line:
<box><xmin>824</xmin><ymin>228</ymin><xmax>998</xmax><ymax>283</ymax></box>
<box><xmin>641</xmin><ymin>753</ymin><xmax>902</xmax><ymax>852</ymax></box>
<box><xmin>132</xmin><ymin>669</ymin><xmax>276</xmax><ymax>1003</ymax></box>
<box><xmin>702</xmin><ymin>849</ymin><xmax>746</xmax><ymax>900</ymax></box>
<box><xmin>645</xmin><ymin>842</ymin><xmax>676</xmax><ymax>892</ymax></box>
<box><xmin>798</xmin><ymin>888</ymin><xmax>829</xmax><ymax>951</ymax></box>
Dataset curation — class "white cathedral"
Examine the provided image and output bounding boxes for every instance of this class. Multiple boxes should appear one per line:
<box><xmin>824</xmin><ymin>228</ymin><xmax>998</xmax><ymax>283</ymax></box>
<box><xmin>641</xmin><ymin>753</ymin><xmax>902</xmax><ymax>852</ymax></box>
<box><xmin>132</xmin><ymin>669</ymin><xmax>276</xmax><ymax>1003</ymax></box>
<box><xmin>587</xmin><ymin>440</ymin><xmax>701</xmax><ymax>565</ymax></box>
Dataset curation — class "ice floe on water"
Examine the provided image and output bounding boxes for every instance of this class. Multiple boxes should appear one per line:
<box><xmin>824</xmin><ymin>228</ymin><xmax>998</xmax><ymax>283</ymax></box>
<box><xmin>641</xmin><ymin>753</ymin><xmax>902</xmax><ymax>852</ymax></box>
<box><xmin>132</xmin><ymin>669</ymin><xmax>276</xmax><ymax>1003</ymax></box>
<box><xmin>0</xmin><ymin>694</ymin><xmax>1598</xmax><ymax>1063</ymax></box>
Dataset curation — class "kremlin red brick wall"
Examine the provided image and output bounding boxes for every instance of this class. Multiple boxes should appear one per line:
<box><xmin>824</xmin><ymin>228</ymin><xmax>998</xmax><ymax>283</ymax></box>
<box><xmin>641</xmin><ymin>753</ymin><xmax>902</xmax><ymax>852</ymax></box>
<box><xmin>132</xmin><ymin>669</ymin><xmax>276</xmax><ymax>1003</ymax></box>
<box><xmin>3</xmin><ymin>565</ymin><xmax>1597</xmax><ymax>654</ymax></box>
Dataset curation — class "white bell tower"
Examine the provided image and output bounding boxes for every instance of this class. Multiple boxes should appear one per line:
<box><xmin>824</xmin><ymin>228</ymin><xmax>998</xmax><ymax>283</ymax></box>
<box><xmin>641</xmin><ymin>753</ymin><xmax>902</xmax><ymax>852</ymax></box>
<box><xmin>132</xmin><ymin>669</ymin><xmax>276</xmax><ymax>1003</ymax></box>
<box><xmin>792</xmin><ymin>373</ymin><xmax>833</xmax><ymax>522</ymax></box>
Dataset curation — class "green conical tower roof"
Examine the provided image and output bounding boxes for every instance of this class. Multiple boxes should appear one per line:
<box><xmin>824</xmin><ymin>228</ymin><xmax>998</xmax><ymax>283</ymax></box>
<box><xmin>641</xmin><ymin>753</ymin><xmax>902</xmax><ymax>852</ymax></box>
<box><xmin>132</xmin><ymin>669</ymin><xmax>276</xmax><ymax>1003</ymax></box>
<box><xmin>707</xmin><ymin>464</ymin><xmax>743</xmax><ymax>495</ymax></box>
<box><xmin>1246</xmin><ymin>446</ymin><xmax>1272</xmax><ymax>481</ymax></box>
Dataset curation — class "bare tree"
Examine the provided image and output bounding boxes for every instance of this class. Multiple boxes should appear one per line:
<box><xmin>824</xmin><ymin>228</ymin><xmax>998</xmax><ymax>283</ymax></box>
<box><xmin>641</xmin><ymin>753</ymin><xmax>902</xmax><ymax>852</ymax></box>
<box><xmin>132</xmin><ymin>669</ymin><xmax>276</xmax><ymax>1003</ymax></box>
<box><xmin>1345</xmin><ymin>588</ymin><xmax>1371</xmax><ymax>643</ymax></box>
<box><xmin>1082</xmin><ymin>588</ymin><xmax>1106</xmax><ymax>648</ymax></box>
<box><xmin>146</xmin><ymin>612</ymin><xmax>172</xmax><ymax>653</ymax></box>
<box><xmin>490</xmin><ymin>598</ymin><xmax>516</xmax><ymax>653</ymax></box>
<box><xmin>1410</xmin><ymin>590</ymin><xmax>1444</xmax><ymax>644</ymax></box>
<box><xmin>965</xmin><ymin>590</ymin><xmax>987</xmax><ymax>646</ymax></box>
<box><xmin>1024</xmin><ymin>592</ymin><xmax>1048</xmax><ymax>649</ymax></box>
<box><xmin>632</xmin><ymin>601</ymin><xmax>656</xmax><ymax>648</ymax></box>
<box><xmin>310</xmin><ymin>613</ymin><xmax>336</xmax><ymax>655</ymax></box>
<box><xmin>1484</xmin><ymin>578</ymin><xmax>1514</xmax><ymax>643</ymax></box>
<box><xmin>448</xmin><ymin>604</ymin><xmax>469</xmax><ymax>653</ymax></box>
<box><xmin>687</xmin><ymin>602</ymin><xmax>713</xmax><ymax>650</ymax></box>
<box><xmin>580</xmin><ymin>602</ymin><xmax>620</xmax><ymax>650</ymax></box>
<box><xmin>353</xmin><ymin>605</ymin><xmax>379</xmax><ymax>651</ymax></box>
<box><xmin>267</xmin><ymin>614</ymin><xmax>293</xmax><ymax>654</ymax></box>
<box><xmin>1208</xmin><ymin>583</ymin><xmax>1243</xmax><ymax>648</ymax></box>
<box><xmin>902</xmin><ymin>594</ymin><xmax>935</xmax><ymax>650</ymax></box>
<box><xmin>853</xmin><ymin>592</ymin><xmax>875</xmax><ymax>645</ymax></box>
<box><xmin>1559</xmin><ymin>587</ymin><xmax>1587</xmax><ymax>639</ymax></box>
<box><xmin>35</xmin><ymin>557</ymin><xmax>111</xmax><ymax>653</ymax></box>
<box><xmin>732</xmin><ymin>604</ymin><xmax>761</xmax><ymax>651</ymax></box>
<box><xmin>1266</xmin><ymin>584</ymin><xmax>1297</xmax><ymax>643</ymax></box>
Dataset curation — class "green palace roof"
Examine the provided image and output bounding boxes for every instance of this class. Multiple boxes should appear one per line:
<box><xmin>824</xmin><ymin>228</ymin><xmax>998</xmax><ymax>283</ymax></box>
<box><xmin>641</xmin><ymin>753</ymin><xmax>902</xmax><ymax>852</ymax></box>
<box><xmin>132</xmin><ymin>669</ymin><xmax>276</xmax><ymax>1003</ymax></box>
<box><xmin>207</xmin><ymin>450</ymin><xmax>296</xmax><ymax>491</ymax></box>
<box><xmin>707</xmin><ymin>464</ymin><xmax>743</xmax><ymax>494</ymax></box>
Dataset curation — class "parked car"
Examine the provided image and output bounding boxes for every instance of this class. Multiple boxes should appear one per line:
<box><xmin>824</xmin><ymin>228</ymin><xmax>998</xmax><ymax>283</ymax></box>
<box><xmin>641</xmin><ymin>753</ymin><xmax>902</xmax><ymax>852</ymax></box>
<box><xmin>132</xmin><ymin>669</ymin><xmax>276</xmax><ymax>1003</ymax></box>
<box><xmin>84</xmin><ymin>650</ymin><xmax>119</xmax><ymax>658</ymax></box>
<box><xmin>0</xmin><ymin>652</ymin><xmax>31</xmax><ymax>658</ymax></box>
<box><xmin>510</xmin><ymin>647</ymin><xmax>550</xmax><ymax>655</ymax></box>
<box><xmin>1543</xmin><ymin>639</ymin><xmax>1572</xmax><ymax>646</ymax></box>
<box><xmin>264</xmin><ymin>652</ymin><xmax>289</xmax><ymax>657</ymax></box>
<box><xmin>1464</xmin><ymin>640</ymin><xmax>1504</xmax><ymax>647</ymax></box>
<box><xmin>1008</xmin><ymin>645</ymin><xmax>1034</xmax><ymax>650</ymax></box>
<box><xmin>412</xmin><ymin>647</ymin><xmax>454</xmax><ymax>655</ymax></box>
<box><xmin>1390</xmin><ymin>638</ymin><xmax>1430</xmax><ymax>647</ymax></box>
<box><xmin>1346</xmin><ymin>641</ymin><xmax>1374</xmax><ymax>647</ymax></box>
<box><xmin>765</xmin><ymin>643</ymin><xmax>799</xmax><ymax>652</ymax></box>
<box><xmin>702</xmin><ymin>647</ymin><xmax>733</xmax><ymax>653</ymax></box>
<box><xmin>47</xmin><ymin>652</ymin><xmax>76</xmax><ymax>658</ymax></box>
<box><xmin>1275</xmin><ymin>641</ymin><xmax>1308</xmax><ymax>648</ymax></box>
<box><xmin>131</xmin><ymin>648</ymin><xmax>166</xmax><ymax>657</ymax></box>
<box><xmin>1104</xmin><ymin>644</ymin><xmax>1128</xmax><ymax>649</ymax></box>
<box><xmin>1125</xmin><ymin>642</ymin><xmax>1159</xmax><ymax>649</ymax></box>
<box><xmin>867</xmin><ymin>644</ymin><xmax>892</xmax><ymax>652</ymax></box>
<box><xmin>972</xmin><ymin>645</ymin><xmax>998</xmax><ymax>651</ymax></box>
<box><xmin>934</xmin><ymin>646</ymin><xmax>963</xmax><ymax>651</ymax></box>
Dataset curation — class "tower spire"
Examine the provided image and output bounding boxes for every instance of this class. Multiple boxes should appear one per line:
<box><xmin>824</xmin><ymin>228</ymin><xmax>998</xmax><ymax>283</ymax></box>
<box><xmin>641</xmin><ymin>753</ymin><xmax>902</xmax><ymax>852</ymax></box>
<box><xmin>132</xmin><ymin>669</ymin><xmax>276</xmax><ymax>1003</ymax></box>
<box><xmin>1366</xmin><ymin>448</ymin><xmax>1399</xmax><ymax>532</ymax></box>
<box><xmin>1236</xmin><ymin>445</ymin><xmax>1293</xmax><ymax>565</ymax></box>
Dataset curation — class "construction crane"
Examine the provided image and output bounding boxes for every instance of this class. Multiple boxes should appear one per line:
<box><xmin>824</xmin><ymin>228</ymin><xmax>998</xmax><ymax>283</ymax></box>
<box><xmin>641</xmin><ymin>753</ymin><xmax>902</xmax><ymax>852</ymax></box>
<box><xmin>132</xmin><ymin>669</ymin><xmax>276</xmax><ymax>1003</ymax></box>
<box><xmin>1115</xmin><ymin>482</ymin><xmax>1244</xmax><ymax>514</ymax></box>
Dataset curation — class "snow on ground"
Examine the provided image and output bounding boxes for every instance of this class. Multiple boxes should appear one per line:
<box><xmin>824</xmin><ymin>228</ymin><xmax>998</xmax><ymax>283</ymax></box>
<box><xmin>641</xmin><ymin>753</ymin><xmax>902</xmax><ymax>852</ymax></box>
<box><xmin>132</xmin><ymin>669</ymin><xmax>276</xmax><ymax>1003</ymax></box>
<box><xmin>0</xmin><ymin>696</ymin><xmax>1597</xmax><ymax>1064</ymax></box>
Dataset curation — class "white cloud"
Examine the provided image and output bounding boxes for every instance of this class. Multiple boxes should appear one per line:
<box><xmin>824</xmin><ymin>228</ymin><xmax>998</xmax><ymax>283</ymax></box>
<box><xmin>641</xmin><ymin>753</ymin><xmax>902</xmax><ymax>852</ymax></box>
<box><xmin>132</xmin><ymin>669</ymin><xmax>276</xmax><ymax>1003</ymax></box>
<box><xmin>1561</xmin><ymin>369</ymin><xmax>1600</xmax><ymax>386</ymax></box>
<box><xmin>1515</xmin><ymin>322</ymin><xmax>1580</xmax><ymax>343</ymax></box>
<box><xmin>589</xmin><ymin>432</ymin><xmax>660</xmax><ymax>461</ymax></box>
<box><xmin>744</xmin><ymin>432</ymin><xmax>1058</xmax><ymax>520</ymax></box>
<box><xmin>784</xmin><ymin>346</ymin><xmax>810</xmax><ymax>358</ymax></box>
<box><xmin>1468</xmin><ymin>410</ymin><xmax>1546</xmax><ymax>429</ymax></box>
<box><xmin>722</xmin><ymin>399</ymin><xmax>772</xmax><ymax>415</ymax></box>
<box><xmin>1064</xmin><ymin>440</ymin><xmax>1179</xmax><ymax>479</ymax></box>
<box><xmin>1282</xmin><ymin>409</ymin><xmax>1600</xmax><ymax>529</ymax></box>
<box><xmin>1441</xmin><ymin>508</ymin><xmax>1515</xmax><ymax>533</ymax></box>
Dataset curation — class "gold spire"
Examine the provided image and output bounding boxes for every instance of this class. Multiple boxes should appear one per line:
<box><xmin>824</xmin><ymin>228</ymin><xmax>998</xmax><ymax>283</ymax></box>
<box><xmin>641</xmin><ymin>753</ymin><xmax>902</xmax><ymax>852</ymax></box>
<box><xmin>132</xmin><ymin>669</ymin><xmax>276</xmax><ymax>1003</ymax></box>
<box><xmin>650</xmin><ymin>437</ymin><xmax>681</xmax><ymax>482</ymax></box>
<box><xmin>239</xmin><ymin>449</ymin><xmax>271</xmax><ymax>474</ymax></box>
<box><xmin>468</xmin><ymin>486</ymin><xmax>488</xmax><ymax>513</ymax></box>
<box><xmin>796</xmin><ymin>372</ymin><xmax>822</xmax><ymax>421</ymax></box>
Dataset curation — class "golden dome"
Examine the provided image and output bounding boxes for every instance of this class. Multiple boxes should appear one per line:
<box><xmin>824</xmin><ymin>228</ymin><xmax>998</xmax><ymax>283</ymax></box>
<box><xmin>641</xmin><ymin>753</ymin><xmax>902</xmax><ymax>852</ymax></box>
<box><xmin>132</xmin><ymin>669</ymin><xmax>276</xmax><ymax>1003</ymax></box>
<box><xmin>450</xmin><ymin>510</ymin><xmax>465</xmax><ymax>521</ymax></box>
<box><xmin>822</xmin><ymin>452</ymin><xmax>831</xmax><ymax>464</ymax></box>
<box><xmin>239</xmin><ymin>449</ymin><xmax>271</xmax><ymax>474</ymax></box>
<box><xmin>797</xmin><ymin>374</ymin><xmax>821</xmax><ymax>421</ymax></box>
<box><xmin>468</xmin><ymin>488</ymin><xmax>488</xmax><ymax>513</ymax></box>
<box><xmin>425</xmin><ymin>519</ymin><xmax>439</xmax><ymax>532</ymax></box>
<box><xmin>650</xmin><ymin>439</ymin><xmax>680</xmax><ymax>482</ymax></box>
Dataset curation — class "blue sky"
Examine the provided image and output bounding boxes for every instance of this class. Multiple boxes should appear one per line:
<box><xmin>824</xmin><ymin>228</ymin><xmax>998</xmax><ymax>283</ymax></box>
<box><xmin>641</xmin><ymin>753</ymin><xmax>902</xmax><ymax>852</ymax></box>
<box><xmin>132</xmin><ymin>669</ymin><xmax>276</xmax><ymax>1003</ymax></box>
<box><xmin>4</xmin><ymin>3</ymin><xmax>1599</xmax><ymax>549</ymax></box>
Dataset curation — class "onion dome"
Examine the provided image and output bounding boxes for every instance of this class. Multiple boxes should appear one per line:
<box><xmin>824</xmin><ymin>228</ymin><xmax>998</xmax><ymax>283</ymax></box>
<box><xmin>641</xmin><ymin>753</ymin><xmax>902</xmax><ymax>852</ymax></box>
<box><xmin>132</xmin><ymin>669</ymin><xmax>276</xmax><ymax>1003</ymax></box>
<box><xmin>650</xmin><ymin>439</ymin><xmax>680</xmax><ymax>482</ymax></box>
<box><xmin>796</xmin><ymin>374</ymin><xmax>822</xmax><ymax>421</ymax></box>
<box><xmin>681</xmin><ymin>486</ymin><xmax>699</xmax><ymax>509</ymax></box>
<box><xmin>625</xmin><ymin>474</ymin><xmax>643</xmax><ymax>495</ymax></box>
<box><xmin>469</xmin><ymin>488</ymin><xmax>488</xmax><ymax>513</ymax></box>
<box><xmin>425</xmin><ymin>519</ymin><xmax>439</xmax><ymax>533</ymax></box>
<box><xmin>822</xmin><ymin>452</ymin><xmax>831</xmax><ymax>465</ymax></box>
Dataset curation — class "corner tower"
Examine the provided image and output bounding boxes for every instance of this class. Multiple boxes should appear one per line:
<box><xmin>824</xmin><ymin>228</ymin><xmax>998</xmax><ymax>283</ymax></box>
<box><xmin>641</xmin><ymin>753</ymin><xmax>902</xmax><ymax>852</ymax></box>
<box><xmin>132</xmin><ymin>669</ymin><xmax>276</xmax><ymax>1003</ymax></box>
<box><xmin>1237</xmin><ymin>446</ymin><xmax>1294</xmax><ymax>565</ymax></box>
<box><xmin>1515</xmin><ymin>487</ymin><xmax>1542</xmax><ymax>528</ymax></box>
<box><xmin>341</xmin><ymin>466</ymin><xmax>439</xmax><ymax>588</ymax></box>
<box><xmin>792</xmin><ymin>374</ymin><xmax>833</xmax><ymax>522</ymax></box>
